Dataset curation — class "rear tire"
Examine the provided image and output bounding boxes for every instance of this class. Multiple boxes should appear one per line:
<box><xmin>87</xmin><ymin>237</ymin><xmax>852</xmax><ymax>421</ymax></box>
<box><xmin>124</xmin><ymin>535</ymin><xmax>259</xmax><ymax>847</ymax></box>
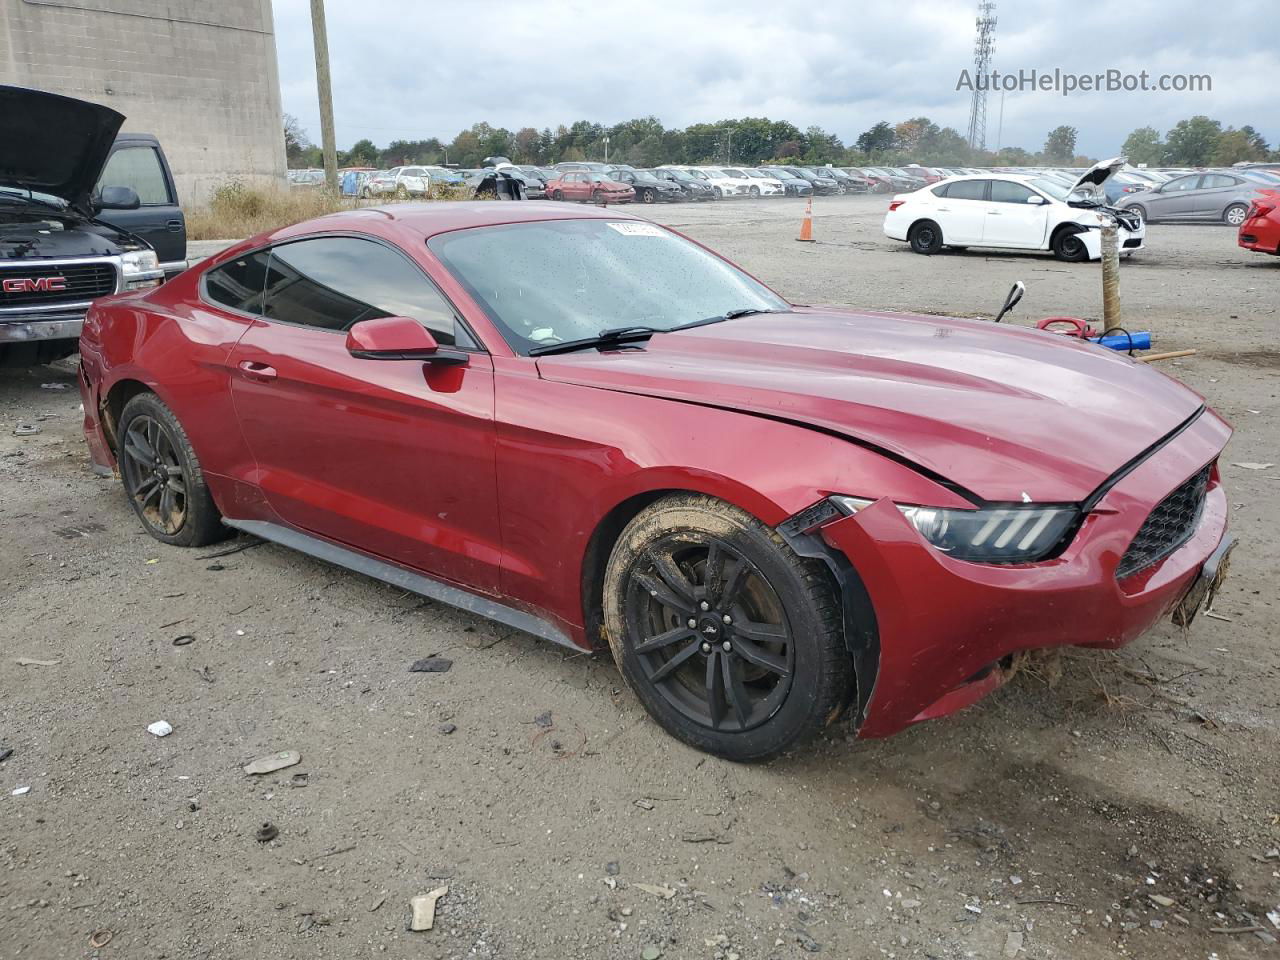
<box><xmin>641</xmin><ymin>188</ymin><xmax>656</xmax><ymax>204</ymax></box>
<box><xmin>908</xmin><ymin>220</ymin><xmax>944</xmax><ymax>255</ymax></box>
<box><xmin>603</xmin><ymin>494</ymin><xmax>852</xmax><ymax>762</ymax></box>
<box><xmin>1224</xmin><ymin>203</ymin><xmax>1249</xmax><ymax>227</ymax></box>
<box><xmin>116</xmin><ymin>393</ymin><xmax>226</xmax><ymax>547</ymax></box>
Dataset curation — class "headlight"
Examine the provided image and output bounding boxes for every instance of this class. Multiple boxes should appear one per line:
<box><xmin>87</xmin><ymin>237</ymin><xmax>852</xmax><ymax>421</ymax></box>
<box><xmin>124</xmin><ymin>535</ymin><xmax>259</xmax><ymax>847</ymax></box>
<box><xmin>121</xmin><ymin>249</ymin><xmax>162</xmax><ymax>289</ymax></box>
<box><xmin>831</xmin><ymin>496</ymin><xmax>1078</xmax><ymax>563</ymax></box>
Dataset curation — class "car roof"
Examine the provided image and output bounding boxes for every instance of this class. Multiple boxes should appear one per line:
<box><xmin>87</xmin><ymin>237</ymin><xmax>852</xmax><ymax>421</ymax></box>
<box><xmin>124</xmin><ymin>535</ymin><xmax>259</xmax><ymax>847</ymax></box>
<box><xmin>265</xmin><ymin>200</ymin><xmax>644</xmax><ymax>245</ymax></box>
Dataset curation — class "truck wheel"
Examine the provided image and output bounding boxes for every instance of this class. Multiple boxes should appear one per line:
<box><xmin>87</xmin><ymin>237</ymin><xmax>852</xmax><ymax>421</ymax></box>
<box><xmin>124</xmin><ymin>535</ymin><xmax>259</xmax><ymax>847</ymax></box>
<box><xmin>603</xmin><ymin>493</ymin><xmax>853</xmax><ymax>762</ymax></box>
<box><xmin>116</xmin><ymin>393</ymin><xmax>227</xmax><ymax>547</ymax></box>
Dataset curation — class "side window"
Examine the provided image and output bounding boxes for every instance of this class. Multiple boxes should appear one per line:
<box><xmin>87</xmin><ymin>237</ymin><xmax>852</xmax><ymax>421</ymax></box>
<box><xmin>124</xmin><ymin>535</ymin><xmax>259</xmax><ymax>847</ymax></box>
<box><xmin>989</xmin><ymin>181</ymin><xmax>1036</xmax><ymax>204</ymax></box>
<box><xmin>97</xmin><ymin>146</ymin><xmax>171</xmax><ymax>205</ymax></box>
<box><xmin>1166</xmin><ymin>175</ymin><xmax>1199</xmax><ymax>192</ymax></box>
<box><xmin>931</xmin><ymin>183</ymin><xmax>949</xmax><ymax>197</ymax></box>
<box><xmin>1199</xmin><ymin>174</ymin><xmax>1235</xmax><ymax>189</ymax></box>
<box><xmin>261</xmin><ymin>236</ymin><xmax>473</xmax><ymax>346</ymax></box>
<box><xmin>946</xmin><ymin>179</ymin><xmax>988</xmax><ymax>201</ymax></box>
<box><xmin>204</xmin><ymin>249</ymin><xmax>272</xmax><ymax>314</ymax></box>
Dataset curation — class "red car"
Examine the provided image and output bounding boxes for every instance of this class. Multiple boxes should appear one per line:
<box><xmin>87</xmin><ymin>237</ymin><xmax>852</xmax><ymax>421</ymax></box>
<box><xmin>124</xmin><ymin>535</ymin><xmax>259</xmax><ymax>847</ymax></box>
<box><xmin>1238</xmin><ymin>190</ymin><xmax>1280</xmax><ymax>255</ymax></box>
<box><xmin>79</xmin><ymin>202</ymin><xmax>1234</xmax><ymax>761</ymax></box>
<box><xmin>545</xmin><ymin>171</ymin><xmax>634</xmax><ymax>204</ymax></box>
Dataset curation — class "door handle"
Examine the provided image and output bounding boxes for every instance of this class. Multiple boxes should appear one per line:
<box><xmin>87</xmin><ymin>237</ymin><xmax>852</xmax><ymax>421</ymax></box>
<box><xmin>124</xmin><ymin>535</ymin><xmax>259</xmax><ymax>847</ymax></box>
<box><xmin>238</xmin><ymin>360</ymin><xmax>277</xmax><ymax>381</ymax></box>
<box><xmin>987</xmin><ymin>210</ymin><xmax>1001</xmax><ymax>215</ymax></box>
<box><xmin>166</xmin><ymin>219</ymin><xmax>183</xmax><ymax>232</ymax></box>
<box><xmin>936</xmin><ymin>206</ymin><xmax>950</xmax><ymax>211</ymax></box>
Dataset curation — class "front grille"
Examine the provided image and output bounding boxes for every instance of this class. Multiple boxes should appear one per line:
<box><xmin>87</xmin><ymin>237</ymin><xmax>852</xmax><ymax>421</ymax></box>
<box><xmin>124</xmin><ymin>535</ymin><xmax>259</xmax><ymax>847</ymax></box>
<box><xmin>1116</xmin><ymin>464</ymin><xmax>1212</xmax><ymax>579</ymax></box>
<box><xmin>0</xmin><ymin>262</ymin><xmax>117</xmax><ymax>309</ymax></box>
<box><xmin>1123</xmin><ymin>238</ymin><xmax>1142</xmax><ymax>248</ymax></box>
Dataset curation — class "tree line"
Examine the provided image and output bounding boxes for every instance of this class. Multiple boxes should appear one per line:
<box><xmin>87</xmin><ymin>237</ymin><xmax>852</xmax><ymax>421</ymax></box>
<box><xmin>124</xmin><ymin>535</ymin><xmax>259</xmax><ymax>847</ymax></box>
<box><xmin>284</xmin><ymin>113</ymin><xmax>1275</xmax><ymax>171</ymax></box>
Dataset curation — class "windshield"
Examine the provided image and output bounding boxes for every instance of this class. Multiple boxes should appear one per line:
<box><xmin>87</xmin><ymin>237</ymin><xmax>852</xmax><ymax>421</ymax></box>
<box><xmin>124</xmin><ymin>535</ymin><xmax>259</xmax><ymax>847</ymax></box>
<box><xmin>664</xmin><ymin>169</ymin><xmax>694</xmax><ymax>182</ymax></box>
<box><xmin>428</xmin><ymin>219</ymin><xmax>788</xmax><ymax>355</ymax></box>
<box><xmin>1029</xmin><ymin>177</ymin><xmax>1069</xmax><ymax>201</ymax></box>
<box><xmin>743</xmin><ymin>169</ymin><xmax>766</xmax><ymax>178</ymax></box>
<box><xmin>764</xmin><ymin>169</ymin><xmax>795</xmax><ymax>180</ymax></box>
<box><xmin>632</xmin><ymin>172</ymin><xmax>661</xmax><ymax>183</ymax></box>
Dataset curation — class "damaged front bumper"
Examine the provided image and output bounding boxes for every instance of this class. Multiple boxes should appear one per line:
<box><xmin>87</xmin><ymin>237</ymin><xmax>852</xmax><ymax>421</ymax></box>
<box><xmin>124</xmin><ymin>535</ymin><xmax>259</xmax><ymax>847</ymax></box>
<box><xmin>803</xmin><ymin>408</ymin><xmax>1231</xmax><ymax>738</ymax></box>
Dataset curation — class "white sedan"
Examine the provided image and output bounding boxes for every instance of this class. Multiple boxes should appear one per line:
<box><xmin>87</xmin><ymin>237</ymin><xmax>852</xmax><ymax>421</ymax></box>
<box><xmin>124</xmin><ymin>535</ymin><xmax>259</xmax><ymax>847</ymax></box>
<box><xmin>883</xmin><ymin>160</ymin><xmax>1145</xmax><ymax>261</ymax></box>
<box><xmin>696</xmin><ymin>167</ymin><xmax>760</xmax><ymax>199</ymax></box>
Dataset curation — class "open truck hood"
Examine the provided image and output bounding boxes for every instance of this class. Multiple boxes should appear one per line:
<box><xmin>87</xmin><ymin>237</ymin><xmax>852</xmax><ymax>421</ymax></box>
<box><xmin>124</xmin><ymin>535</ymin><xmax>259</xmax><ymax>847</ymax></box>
<box><xmin>535</xmin><ymin>308</ymin><xmax>1204</xmax><ymax>504</ymax></box>
<box><xmin>0</xmin><ymin>85</ymin><xmax>124</xmax><ymax>215</ymax></box>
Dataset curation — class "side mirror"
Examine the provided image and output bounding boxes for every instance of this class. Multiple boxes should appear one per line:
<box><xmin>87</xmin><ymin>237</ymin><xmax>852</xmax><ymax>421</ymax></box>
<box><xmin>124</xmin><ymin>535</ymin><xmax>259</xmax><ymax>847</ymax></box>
<box><xmin>345</xmin><ymin>316</ymin><xmax>468</xmax><ymax>364</ymax></box>
<box><xmin>1026</xmin><ymin>194</ymin><xmax>1047</xmax><ymax>205</ymax></box>
<box><xmin>97</xmin><ymin>185</ymin><xmax>141</xmax><ymax>210</ymax></box>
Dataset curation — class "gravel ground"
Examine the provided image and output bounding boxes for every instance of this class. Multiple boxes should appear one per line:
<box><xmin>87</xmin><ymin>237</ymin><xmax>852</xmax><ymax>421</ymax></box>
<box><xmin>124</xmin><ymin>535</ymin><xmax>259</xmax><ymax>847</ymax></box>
<box><xmin>2</xmin><ymin>196</ymin><xmax>1278</xmax><ymax>960</ymax></box>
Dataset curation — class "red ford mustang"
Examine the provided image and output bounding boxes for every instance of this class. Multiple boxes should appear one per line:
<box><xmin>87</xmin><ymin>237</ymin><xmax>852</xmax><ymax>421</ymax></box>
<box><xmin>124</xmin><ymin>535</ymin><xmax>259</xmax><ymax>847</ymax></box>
<box><xmin>78</xmin><ymin>202</ymin><xmax>1233</xmax><ymax>761</ymax></box>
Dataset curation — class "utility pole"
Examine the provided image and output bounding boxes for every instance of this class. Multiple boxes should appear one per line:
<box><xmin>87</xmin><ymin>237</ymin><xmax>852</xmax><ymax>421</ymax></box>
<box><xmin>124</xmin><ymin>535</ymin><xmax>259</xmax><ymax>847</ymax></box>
<box><xmin>726</xmin><ymin>129</ymin><xmax>733</xmax><ymax>165</ymax></box>
<box><xmin>603</xmin><ymin>135</ymin><xmax>610</xmax><ymax>163</ymax></box>
<box><xmin>309</xmin><ymin>0</ymin><xmax>338</xmax><ymax>192</ymax></box>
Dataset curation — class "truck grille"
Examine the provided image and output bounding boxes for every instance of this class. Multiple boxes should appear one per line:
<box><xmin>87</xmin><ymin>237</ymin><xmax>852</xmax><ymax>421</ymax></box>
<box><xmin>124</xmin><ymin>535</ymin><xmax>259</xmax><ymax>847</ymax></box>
<box><xmin>0</xmin><ymin>262</ymin><xmax>117</xmax><ymax>309</ymax></box>
<box><xmin>1115</xmin><ymin>464</ymin><xmax>1212</xmax><ymax>579</ymax></box>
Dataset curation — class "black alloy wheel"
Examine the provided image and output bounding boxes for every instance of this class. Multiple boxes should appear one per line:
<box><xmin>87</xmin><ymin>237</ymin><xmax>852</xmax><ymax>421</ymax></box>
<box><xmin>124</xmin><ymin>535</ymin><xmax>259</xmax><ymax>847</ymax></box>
<box><xmin>119</xmin><ymin>413</ymin><xmax>187</xmax><ymax>536</ymax></box>
<box><xmin>625</xmin><ymin>535</ymin><xmax>794</xmax><ymax>733</ymax></box>
<box><xmin>116</xmin><ymin>393</ymin><xmax>226</xmax><ymax>547</ymax></box>
<box><xmin>1052</xmin><ymin>228</ymin><xmax>1089</xmax><ymax>262</ymax></box>
<box><xmin>603</xmin><ymin>494</ymin><xmax>853</xmax><ymax>761</ymax></box>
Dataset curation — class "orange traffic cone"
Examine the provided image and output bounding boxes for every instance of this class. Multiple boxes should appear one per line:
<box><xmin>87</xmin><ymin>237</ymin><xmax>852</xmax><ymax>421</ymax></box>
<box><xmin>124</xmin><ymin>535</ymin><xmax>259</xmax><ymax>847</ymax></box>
<box><xmin>796</xmin><ymin>196</ymin><xmax>814</xmax><ymax>242</ymax></box>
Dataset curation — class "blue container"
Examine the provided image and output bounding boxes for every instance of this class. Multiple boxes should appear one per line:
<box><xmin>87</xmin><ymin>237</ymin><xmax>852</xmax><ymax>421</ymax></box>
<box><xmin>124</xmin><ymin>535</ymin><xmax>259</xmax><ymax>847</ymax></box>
<box><xmin>1090</xmin><ymin>331</ymin><xmax>1152</xmax><ymax>351</ymax></box>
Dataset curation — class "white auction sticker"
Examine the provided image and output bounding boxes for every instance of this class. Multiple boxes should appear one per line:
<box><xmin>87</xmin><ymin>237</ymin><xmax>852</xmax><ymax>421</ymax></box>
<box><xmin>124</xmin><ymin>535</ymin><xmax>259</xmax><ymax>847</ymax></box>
<box><xmin>607</xmin><ymin>222</ymin><xmax>665</xmax><ymax>237</ymax></box>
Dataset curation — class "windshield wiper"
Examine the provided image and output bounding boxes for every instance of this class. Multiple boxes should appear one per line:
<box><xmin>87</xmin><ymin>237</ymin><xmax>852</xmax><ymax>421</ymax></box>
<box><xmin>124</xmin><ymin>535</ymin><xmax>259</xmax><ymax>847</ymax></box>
<box><xmin>0</xmin><ymin>191</ymin><xmax>67</xmax><ymax>212</ymax></box>
<box><xmin>528</xmin><ymin>325</ymin><xmax>663</xmax><ymax>357</ymax></box>
<box><xmin>679</xmin><ymin>307</ymin><xmax>785</xmax><ymax>330</ymax></box>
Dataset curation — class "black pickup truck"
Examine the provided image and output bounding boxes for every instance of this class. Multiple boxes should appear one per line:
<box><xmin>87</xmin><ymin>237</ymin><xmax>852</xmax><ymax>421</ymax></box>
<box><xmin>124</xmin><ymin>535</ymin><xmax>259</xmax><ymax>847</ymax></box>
<box><xmin>0</xmin><ymin>86</ymin><xmax>186</xmax><ymax>366</ymax></box>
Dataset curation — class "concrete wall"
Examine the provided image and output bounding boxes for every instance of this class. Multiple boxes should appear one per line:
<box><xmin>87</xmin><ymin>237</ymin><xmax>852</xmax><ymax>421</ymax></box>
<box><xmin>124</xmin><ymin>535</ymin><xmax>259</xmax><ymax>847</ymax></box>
<box><xmin>0</xmin><ymin>0</ymin><xmax>286</xmax><ymax>205</ymax></box>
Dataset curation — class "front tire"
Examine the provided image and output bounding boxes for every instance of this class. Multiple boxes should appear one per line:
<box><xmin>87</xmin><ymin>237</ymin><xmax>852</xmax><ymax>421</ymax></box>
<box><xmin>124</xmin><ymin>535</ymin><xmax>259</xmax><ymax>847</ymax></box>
<box><xmin>117</xmin><ymin>393</ymin><xmax>226</xmax><ymax>547</ymax></box>
<box><xmin>551</xmin><ymin>189</ymin><xmax>563</xmax><ymax>201</ymax></box>
<box><xmin>1224</xmin><ymin>203</ymin><xmax>1249</xmax><ymax>227</ymax></box>
<box><xmin>908</xmin><ymin>219</ymin><xmax>944</xmax><ymax>255</ymax></box>
<box><xmin>749</xmin><ymin>186</ymin><xmax>760</xmax><ymax>198</ymax></box>
<box><xmin>1052</xmin><ymin>228</ymin><xmax>1089</xmax><ymax>262</ymax></box>
<box><xmin>603</xmin><ymin>494</ymin><xmax>852</xmax><ymax>762</ymax></box>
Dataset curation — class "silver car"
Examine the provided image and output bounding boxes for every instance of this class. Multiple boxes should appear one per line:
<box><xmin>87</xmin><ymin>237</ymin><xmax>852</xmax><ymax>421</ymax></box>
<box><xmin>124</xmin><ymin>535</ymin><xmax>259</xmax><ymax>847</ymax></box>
<box><xmin>1119</xmin><ymin>171</ymin><xmax>1266</xmax><ymax>226</ymax></box>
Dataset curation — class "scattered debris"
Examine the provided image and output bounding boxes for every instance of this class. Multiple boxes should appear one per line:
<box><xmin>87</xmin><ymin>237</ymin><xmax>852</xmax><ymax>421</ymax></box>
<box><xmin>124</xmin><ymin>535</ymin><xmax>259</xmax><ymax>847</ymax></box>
<box><xmin>88</xmin><ymin>930</ymin><xmax>112</xmax><ymax>948</ymax></box>
<box><xmin>533</xmin><ymin>710</ymin><xmax>553</xmax><ymax>728</ymax></box>
<box><xmin>1149</xmin><ymin>894</ymin><xmax>1176</xmax><ymax>908</ymax></box>
<box><xmin>14</xmin><ymin>658</ymin><xmax>59</xmax><ymax>667</ymax></box>
<box><xmin>642</xmin><ymin>946</ymin><xmax>662</xmax><ymax>960</ymax></box>
<box><xmin>409</xmin><ymin>657</ymin><xmax>453</xmax><ymax>674</ymax></box>
<box><xmin>1016</xmin><ymin>898</ymin><xmax>1079</xmax><ymax>908</ymax></box>
<box><xmin>408</xmin><ymin>886</ymin><xmax>448</xmax><ymax>931</ymax></box>
<box><xmin>198</xmin><ymin>538</ymin><xmax>266</xmax><ymax>560</ymax></box>
<box><xmin>172</xmin><ymin>635</ymin><xmax>196</xmax><ymax>646</ymax></box>
<box><xmin>964</xmin><ymin>903</ymin><xmax>983</xmax><ymax>914</ymax></box>
<box><xmin>295</xmin><ymin>843</ymin><xmax>356</xmax><ymax>864</ymax></box>
<box><xmin>289</xmin><ymin>772</ymin><xmax>309</xmax><ymax>788</ymax></box>
<box><xmin>243</xmin><ymin>750</ymin><xmax>301</xmax><ymax>775</ymax></box>
<box><xmin>0</xmin><ymin>747</ymin><xmax>12</xmax><ymax>763</ymax></box>
<box><xmin>796</xmin><ymin>932</ymin><xmax>822</xmax><ymax>952</ymax></box>
<box><xmin>39</xmin><ymin>382</ymin><xmax>69</xmax><ymax>390</ymax></box>
<box><xmin>194</xmin><ymin>665</ymin><xmax>215</xmax><ymax>683</ymax></box>
<box><xmin>1231</xmin><ymin>462</ymin><xmax>1275</xmax><ymax>471</ymax></box>
<box><xmin>12</xmin><ymin>423</ymin><xmax>41</xmax><ymax>436</ymax></box>
<box><xmin>634</xmin><ymin>883</ymin><xmax>676</xmax><ymax>900</ymax></box>
<box><xmin>606</xmin><ymin>861</ymin><xmax>620</xmax><ymax>876</ymax></box>
<box><xmin>147</xmin><ymin>720</ymin><xmax>173</xmax><ymax>737</ymax></box>
<box><xmin>634</xmin><ymin>799</ymin><xmax>655</xmax><ymax>811</ymax></box>
<box><xmin>255</xmin><ymin>822</ymin><xmax>279</xmax><ymax>843</ymax></box>
<box><xmin>1210</xmin><ymin>925</ymin><xmax>1267</xmax><ymax>935</ymax></box>
<box><xmin>11</xmin><ymin>786</ymin><xmax>31</xmax><ymax>796</ymax></box>
<box><xmin>1004</xmin><ymin>931</ymin><xmax>1023</xmax><ymax>958</ymax></box>
<box><xmin>369</xmin><ymin>895</ymin><xmax>386</xmax><ymax>913</ymax></box>
<box><xmin>1203</xmin><ymin>610</ymin><xmax>1233</xmax><ymax>622</ymax></box>
<box><xmin>1267</xmin><ymin>910</ymin><xmax>1280</xmax><ymax>930</ymax></box>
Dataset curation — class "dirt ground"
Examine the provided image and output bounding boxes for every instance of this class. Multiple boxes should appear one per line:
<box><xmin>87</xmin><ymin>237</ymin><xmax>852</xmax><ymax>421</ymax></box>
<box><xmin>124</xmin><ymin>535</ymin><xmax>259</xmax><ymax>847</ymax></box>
<box><xmin>2</xmin><ymin>196</ymin><xmax>1278</xmax><ymax>960</ymax></box>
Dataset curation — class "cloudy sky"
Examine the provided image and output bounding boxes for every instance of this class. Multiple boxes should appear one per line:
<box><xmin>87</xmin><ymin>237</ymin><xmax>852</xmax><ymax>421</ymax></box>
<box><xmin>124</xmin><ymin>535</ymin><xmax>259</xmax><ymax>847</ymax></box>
<box><xmin>272</xmin><ymin>0</ymin><xmax>1276</xmax><ymax>157</ymax></box>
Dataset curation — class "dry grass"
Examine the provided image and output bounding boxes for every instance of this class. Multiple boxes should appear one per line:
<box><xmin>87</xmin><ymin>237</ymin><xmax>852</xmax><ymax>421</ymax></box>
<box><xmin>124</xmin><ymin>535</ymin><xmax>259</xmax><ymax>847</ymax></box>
<box><xmin>185</xmin><ymin>180</ymin><xmax>356</xmax><ymax>241</ymax></box>
<box><xmin>186</xmin><ymin>180</ymin><xmax>481</xmax><ymax>241</ymax></box>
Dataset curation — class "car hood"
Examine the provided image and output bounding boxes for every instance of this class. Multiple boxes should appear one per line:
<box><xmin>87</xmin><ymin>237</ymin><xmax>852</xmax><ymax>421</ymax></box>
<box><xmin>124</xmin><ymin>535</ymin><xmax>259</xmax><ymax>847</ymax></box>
<box><xmin>0</xmin><ymin>85</ymin><xmax>124</xmax><ymax>215</ymax></box>
<box><xmin>1070</xmin><ymin>156</ymin><xmax>1125</xmax><ymax>194</ymax></box>
<box><xmin>534</xmin><ymin>308</ymin><xmax>1204</xmax><ymax>503</ymax></box>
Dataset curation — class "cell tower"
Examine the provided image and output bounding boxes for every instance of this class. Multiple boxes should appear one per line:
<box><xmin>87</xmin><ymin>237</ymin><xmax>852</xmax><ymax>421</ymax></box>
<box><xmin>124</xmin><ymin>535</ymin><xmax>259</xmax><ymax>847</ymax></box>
<box><xmin>966</xmin><ymin>1</ymin><xmax>997</xmax><ymax>152</ymax></box>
